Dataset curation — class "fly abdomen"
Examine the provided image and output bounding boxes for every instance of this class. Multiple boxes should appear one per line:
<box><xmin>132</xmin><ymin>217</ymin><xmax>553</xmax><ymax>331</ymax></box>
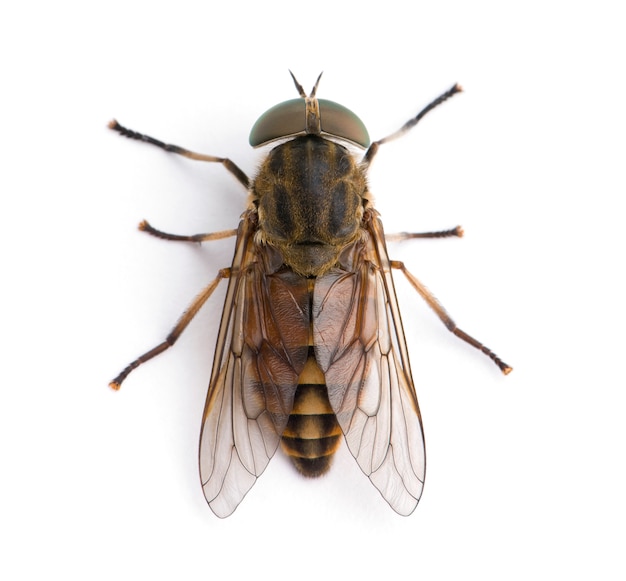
<box><xmin>281</xmin><ymin>348</ymin><xmax>342</xmax><ymax>477</ymax></box>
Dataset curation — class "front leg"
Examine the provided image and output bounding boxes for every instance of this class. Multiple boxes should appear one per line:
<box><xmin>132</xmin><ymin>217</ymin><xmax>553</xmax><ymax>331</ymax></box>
<box><xmin>386</xmin><ymin>225</ymin><xmax>464</xmax><ymax>242</ymax></box>
<box><xmin>138</xmin><ymin>220</ymin><xmax>237</xmax><ymax>244</ymax></box>
<box><xmin>109</xmin><ymin>120</ymin><xmax>250</xmax><ymax>189</ymax></box>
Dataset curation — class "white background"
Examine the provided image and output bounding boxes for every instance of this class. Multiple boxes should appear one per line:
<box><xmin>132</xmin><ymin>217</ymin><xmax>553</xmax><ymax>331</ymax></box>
<box><xmin>2</xmin><ymin>1</ymin><xmax>624</xmax><ymax>579</ymax></box>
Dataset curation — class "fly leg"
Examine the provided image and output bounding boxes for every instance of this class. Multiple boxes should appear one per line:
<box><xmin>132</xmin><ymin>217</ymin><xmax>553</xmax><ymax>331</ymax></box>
<box><xmin>108</xmin><ymin>119</ymin><xmax>250</xmax><ymax>189</ymax></box>
<box><xmin>109</xmin><ymin>268</ymin><xmax>231</xmax><ymax>390</ymax></box>
<box><xmin>363</xmin><ymin>84</ymin><xmax>462</xmax><ymax>167</ymax></box>
<box><xmin>386</xmin><ymin>226</ymin><xmax>464</xmax><ymax>241</ymax></box>
<box><xmin>138</xmin><ymin>220</ymin><xmax>237</xmax><ymax>244</ymax></box>
<box><xmin>391</xmin><ymin>260</ymin><xmax>512</xmax><ymax>374</ymax></box>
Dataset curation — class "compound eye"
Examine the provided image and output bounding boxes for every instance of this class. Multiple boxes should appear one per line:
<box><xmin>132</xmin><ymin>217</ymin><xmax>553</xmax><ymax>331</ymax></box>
<box><xmin>318</xmin><ymin>99</ymin><xmax>370</xmax><ymax>148</ymax></box>
<box><xmin>249</xmin><ymin>99</ymin><xmax>303</xmax><ymax>148</ymax></box>
<box><xmin>249</xmin><ymin>98</ymin><xmax>370</xmax><ymax>148</ymax></box>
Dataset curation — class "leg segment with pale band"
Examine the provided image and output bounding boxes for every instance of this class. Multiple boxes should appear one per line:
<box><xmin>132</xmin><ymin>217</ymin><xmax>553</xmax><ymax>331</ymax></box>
<box><xmin>138</xmin><ymin>220</ymin><xmax>238</xmax><ymax>243</ymax></box>
<box><xmin>386</xmin><ymin>225</ymin><xmax>464</xmax><ymax>242</ymax></box>
<box><xmin>108</xmin><ymin>119</ymin><xmax>250</xmax><ymax>189</ymax></box>
<box><xmin>363</xmin><ymin>83</ymin><xmax>463</xmax><ymax>167</ymax></box>
<box><xmin>109</xmin><ymin>268</ymin><xmax>231</xmax><ymax>390</ymax></box>
<box><xmin>391</xmin><ymin>260</ymin><xmax>512</xmax><ymax>375</ymax></box>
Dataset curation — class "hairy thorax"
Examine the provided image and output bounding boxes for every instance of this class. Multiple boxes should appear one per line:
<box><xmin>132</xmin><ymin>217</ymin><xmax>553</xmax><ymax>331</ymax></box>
<box><xmin>252</xmin><ymin>135</ymin><xmax>368</xmax><ymax>276</ymax></box>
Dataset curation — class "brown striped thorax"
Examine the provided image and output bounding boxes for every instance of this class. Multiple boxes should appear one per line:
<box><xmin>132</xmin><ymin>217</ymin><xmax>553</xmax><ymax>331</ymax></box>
<box><xmin>109</xmin><ymin>72</ymin><xmax>511</xmax><ymax>518</ymax></box>
<box><xmin>250</xmin><ymin>73</ymin><xmax>369</xmax><ymax>277</ymax></box>
<box><xmin>253</xmin><ymin>136</ymin><xmax>367</xmax><ymax>276</ymax></box>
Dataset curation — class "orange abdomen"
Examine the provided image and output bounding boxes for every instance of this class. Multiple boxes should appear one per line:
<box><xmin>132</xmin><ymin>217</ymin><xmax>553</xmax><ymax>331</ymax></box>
<box><xmin>280</xmin><ymin>348</ymin><xmax>342</xmax><ymax>476</ymax></box>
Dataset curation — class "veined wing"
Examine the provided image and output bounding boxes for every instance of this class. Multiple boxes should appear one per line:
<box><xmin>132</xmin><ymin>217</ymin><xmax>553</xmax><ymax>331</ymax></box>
<box><xmin>313</xmin><ymin>215</ymin><xmax>425</xmax><ymax>516</ymax></box>
<box><xmin>198</xmin><ymin>213</ymin><xmax>310</xmax><ymax>518</ymax></box>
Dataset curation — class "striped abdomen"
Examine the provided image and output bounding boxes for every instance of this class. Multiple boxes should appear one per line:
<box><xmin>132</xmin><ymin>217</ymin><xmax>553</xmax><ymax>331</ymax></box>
<box><xmin>281</xmin><ymin>347</ymin><xmax>342</xmax><ymax>476</ymax></box>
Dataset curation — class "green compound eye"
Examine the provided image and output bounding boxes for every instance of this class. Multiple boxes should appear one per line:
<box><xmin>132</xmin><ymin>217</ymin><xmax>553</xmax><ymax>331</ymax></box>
<box><xmin>249</xmin><ymin>98</ymin><xmax>370</xmax><ymax>148</ymax></box>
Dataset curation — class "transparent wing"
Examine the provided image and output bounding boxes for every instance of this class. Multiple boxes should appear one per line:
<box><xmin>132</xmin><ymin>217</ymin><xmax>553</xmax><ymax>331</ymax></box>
<box><xmin>198</xmin><ymin>215</ymin><xmax>310</xmax><ymax>518</ymax></box>
<box><xmin>313</xmin><ymin>216</ymin><xmax>425</xmax><ymax>516</ymax></box>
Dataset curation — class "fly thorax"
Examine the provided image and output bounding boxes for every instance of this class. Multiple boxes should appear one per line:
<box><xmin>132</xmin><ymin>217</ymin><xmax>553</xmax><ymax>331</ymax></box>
<box><xmin>253</xmin><ymin>136</ymin><xmax>367</xmax><ymax>276</ymax></box>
